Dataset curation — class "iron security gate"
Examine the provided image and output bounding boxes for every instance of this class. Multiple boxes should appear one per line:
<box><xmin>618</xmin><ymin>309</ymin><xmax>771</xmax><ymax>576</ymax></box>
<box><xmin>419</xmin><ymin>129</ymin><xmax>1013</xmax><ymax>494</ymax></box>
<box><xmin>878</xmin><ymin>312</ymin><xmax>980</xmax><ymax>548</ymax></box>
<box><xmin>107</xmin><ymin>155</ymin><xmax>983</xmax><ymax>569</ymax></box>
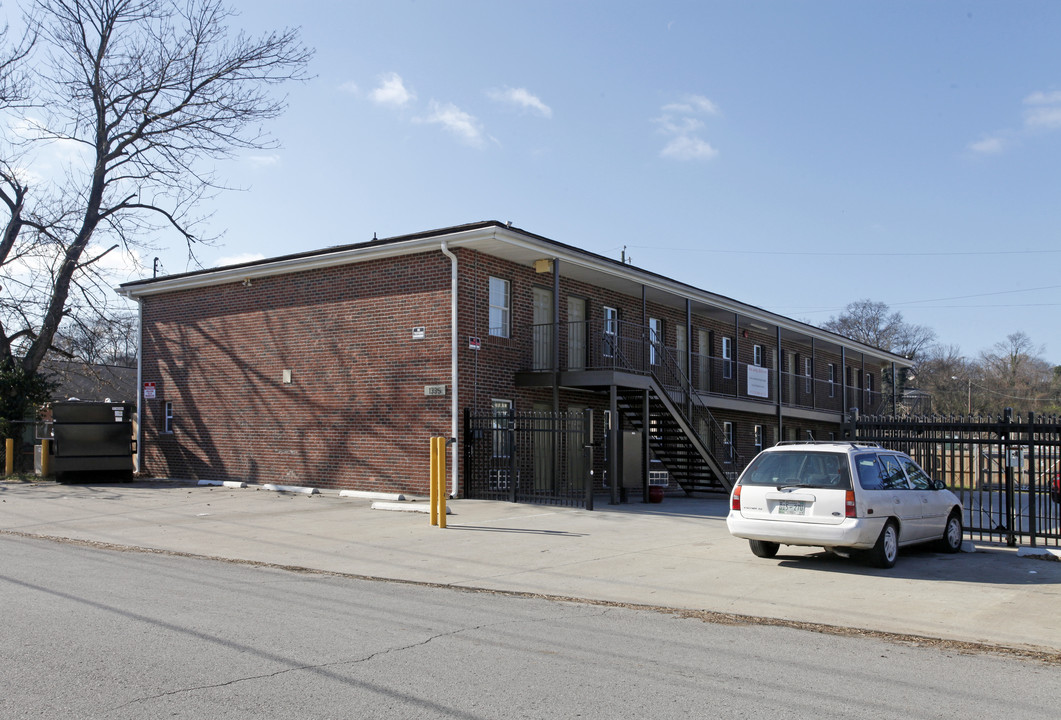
<box><xmin>464</xmin><ymin>408</ymin><xmax>594</xmax><ymax>509</ymax></box>
<box><xmin>855</xmin><ymin>411</ymin><xmax>1061</xmax><ymax>547</ymax></box>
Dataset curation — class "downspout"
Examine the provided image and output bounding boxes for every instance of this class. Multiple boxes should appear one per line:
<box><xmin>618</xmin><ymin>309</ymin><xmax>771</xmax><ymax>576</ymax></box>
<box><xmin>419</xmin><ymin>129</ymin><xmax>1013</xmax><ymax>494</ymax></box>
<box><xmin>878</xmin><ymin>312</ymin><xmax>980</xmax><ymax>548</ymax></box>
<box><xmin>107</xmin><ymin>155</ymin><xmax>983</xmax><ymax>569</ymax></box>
<box><xmin>134</xmin><ymin>298</ymin><xmax>143</xmax><ymax>474</ymax></box>
<box><xmin>440</xmin><ymin>241</ymin><xmax>459</xmax><ymax>498</ymax></box>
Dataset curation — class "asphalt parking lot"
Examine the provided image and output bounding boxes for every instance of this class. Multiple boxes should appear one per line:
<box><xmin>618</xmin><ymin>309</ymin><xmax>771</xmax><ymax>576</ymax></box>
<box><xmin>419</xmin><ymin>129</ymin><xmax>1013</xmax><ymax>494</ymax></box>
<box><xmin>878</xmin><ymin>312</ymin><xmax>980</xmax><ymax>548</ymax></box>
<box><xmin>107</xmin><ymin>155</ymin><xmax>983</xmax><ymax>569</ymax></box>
<box><xmin>2</xmin><ymin>479</ymin><xmax>1060</xmax><ymax>655</ymax></box>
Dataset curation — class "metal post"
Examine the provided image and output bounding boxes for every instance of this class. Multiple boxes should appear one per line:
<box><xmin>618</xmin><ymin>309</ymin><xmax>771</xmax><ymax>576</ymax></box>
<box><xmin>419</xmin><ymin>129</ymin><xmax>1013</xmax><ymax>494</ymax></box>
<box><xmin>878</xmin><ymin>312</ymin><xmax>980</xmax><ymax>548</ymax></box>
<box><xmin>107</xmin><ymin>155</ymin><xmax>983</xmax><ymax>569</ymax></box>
<box><xmin>508</xmin><ymin>412</ymin><xmax>517</xmax><ymax>504</ymax></box>
<box><xmin>609</xmin><ymin>386</ymin><xmax>618</xmax><ymax>505</ymax></box>
<box><xmin>583</xmin><ymin>409</ymin><xmax>594</xmax><ymax>511</ymax></box>
<box><xmin>775</xmin><ymin>325</ymin><xmax>783</xmax><ymax>443</ymax></box>
<box><xmin>4</xmin><ymin>438</ymin><xmax>12</xmax><ymax>476</ymax></box>
<box><xmin>1003</xmin><ymin>408</ymin><xmax>1015</xmax><ymax>547</ymax></box>
<box><xmin>1028</xmin><ymin>411</ymin><xmax>1036</xmax><ymax>546</ymax></box>
<box><xmin>41</xmin><ymin>438</ymin><xmax>51</xmax><ymax>477</ymax></box>
<box><xmin>643</xmin><ymin>388</ymin><xmax>650</xmax><ymax>503</ymax></box>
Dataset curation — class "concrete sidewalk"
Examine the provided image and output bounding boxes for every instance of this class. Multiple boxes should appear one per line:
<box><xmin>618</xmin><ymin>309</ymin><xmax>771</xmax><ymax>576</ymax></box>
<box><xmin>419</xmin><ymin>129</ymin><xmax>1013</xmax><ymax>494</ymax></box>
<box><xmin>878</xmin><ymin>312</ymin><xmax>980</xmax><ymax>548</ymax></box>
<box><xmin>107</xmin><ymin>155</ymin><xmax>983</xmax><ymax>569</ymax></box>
<box><xmin>2</xmin><ymin>479</ymin><xmax>1059</xmax><ymax>654</ymax></box>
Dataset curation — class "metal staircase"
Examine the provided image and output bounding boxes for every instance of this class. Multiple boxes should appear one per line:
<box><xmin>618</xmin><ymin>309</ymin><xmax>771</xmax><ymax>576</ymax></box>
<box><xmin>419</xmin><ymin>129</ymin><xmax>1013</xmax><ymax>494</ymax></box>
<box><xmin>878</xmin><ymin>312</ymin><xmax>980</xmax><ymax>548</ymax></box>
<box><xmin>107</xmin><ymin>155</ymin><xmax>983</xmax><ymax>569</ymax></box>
<box><xmin>612</xmin><ymin>336</ymin><xmax>740</xmax><ymax>494</ymax></box>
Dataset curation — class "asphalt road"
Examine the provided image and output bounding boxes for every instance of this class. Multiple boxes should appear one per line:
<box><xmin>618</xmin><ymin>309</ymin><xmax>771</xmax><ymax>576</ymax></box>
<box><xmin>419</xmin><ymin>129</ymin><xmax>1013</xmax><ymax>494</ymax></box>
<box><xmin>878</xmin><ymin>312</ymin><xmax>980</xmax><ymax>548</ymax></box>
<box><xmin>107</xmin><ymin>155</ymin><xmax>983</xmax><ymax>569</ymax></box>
<box><xmin>2</xmin><ymin>535</ymin><xmax>1058</xmax><ymax>720</ymax></box>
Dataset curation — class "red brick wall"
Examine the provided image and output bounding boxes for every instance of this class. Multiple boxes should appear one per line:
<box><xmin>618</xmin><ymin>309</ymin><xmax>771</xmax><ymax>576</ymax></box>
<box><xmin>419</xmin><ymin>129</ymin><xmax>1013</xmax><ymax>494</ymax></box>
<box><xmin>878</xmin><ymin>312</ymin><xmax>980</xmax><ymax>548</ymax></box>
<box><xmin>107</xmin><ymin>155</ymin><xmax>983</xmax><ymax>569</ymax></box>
<box><xmin>140</xmin><ymin>252</ymin><xmax>453</xmax><ymax>493</ymax></box>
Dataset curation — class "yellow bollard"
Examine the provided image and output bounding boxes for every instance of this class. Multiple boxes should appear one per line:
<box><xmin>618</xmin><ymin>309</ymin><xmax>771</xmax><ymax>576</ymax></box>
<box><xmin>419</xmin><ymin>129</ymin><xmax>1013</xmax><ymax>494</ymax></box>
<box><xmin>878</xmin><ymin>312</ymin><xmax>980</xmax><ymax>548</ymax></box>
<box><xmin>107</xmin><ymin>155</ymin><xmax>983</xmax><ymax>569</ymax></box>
<box><xmin>41</xmin><ymin>439</ymin><xmax>51</xmax><ymax>477</ymax></box>
<box><xmin>4</xmin><ymin>438</ymin><xmax>12</xmax><ymax>476</ymax></box>
<box><xmin>436</xmin><ymin>438</ymin><xmax>447</xmax><ymax>529</ymax></box>
<box><xmin>430</xmin><ymin>437</ymin><xmax>439</xmax><ymax>526</ymax></box>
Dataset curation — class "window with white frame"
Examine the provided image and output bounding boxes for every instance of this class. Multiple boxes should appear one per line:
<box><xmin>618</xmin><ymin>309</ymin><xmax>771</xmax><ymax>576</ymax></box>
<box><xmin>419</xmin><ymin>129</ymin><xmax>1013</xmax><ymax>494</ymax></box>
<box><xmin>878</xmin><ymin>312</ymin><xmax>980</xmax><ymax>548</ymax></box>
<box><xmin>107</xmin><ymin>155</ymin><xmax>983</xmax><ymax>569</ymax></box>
<box><xmin>828</xmin><ymin>363</ymin><xmax>836</xmax><ymax>397</ymax></box>
<box><xmin>722</xmin><ymin>337</ymin><xmax>732</xmax><ymax>379</ymax></box>
<box><xmin>163</xmin><ymin>401</ymin><xmax>174</xmax><ymax>433</ymax></box>
<box><xmin>723</xmin><ymin>421</ymin><xmax>734</xmax><ymax>463</ymax></box>
<box><xmin>491</xmin><ymin>399</ymin><xmax>513</xmax><ymax>458</ymax></box>
<box><xmin>603</xmin><ymin>306</ymin><xmax>618</xmax><ymax>357</ymax></box>
<box><xmin>804</xmin><ymin>357</ymin><xmax>813</xmax><ymax>393</ymax></box>
<box><xmin>753</xmin><ymin>344</ymin><xmax>763</xmax><ymax>367</ymax></box>
<box><xmin>649</xmin><ymin>317</ymin><xmax>662</xmax><ymax>365</ymax></box>
<box><xmin>488</xmin><ymin>277</ymin><xmax>510</xmax><ymax>338</ymax></box>
<box><xmin>753</xmin><ymin>424</ymin><xmax>763</xmax><ymax>453</ymax></box>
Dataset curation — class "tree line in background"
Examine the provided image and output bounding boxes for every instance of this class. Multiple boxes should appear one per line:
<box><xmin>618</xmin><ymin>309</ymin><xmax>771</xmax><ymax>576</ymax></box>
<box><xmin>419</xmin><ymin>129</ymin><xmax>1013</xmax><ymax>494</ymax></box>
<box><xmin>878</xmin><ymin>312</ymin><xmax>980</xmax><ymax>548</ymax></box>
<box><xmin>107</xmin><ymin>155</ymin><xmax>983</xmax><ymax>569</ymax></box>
<box><xmin>822</xmin><ymin>299</ymin><xmax>1061</xmax><ymax>417</ymax></box>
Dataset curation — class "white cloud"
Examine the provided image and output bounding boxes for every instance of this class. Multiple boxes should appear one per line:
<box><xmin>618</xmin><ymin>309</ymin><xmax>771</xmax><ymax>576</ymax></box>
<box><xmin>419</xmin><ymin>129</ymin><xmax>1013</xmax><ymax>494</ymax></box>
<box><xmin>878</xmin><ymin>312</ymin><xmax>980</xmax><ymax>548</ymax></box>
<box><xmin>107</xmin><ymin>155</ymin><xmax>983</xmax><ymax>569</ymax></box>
<box><xmin>654</xmin><ymin>94</ymin><xmax>720</xmax><ymax>162</ymax></box>
<box><xmin>662</xmin><ymin>94</ymin><xmax>720</xmax><ymax>117</ymax></box>
<box><xmin>246</xmin><ymin>154</ymin><xmax>280</xmax><ymax>167</ymax></box>
<box><xmin>1025</xmin><ymin>107</ymin><xmax>1061</xmax><ymax>130</ymax></box>
<box><xmin>971</xmin><ymin>89</ymin><xmax>1061</xmax><ymax>154</ymax></box>
<box><xmin>487</xmin><ymin>87</ymin><xmax>552</xmax><ymax>118</ymax></box>
<box><xmin>968</xmin><ymin>135</ymin><xmax>1006</xmax><ymax>155</ymax></box>
<box><xmin>370</xmin><ymin>72</ymin><xmax>415</xmax><ymax>107</ymax></box>
<box><xmin>1024</xmin><ymin>90</ymin><xmax>1061</xmax><ymax>106</ymax></box>
<box><xmin>215</xmin><ymin>252</ymin><xmax>266</xmax><ymax>268</ymax></box>
<box><xmin>660</xmin><ymin>135</ymin><xmax>718</xmax><ymax>161</ymax></box>
<box><xmin>418</xmin><ymin>101</ymin><xmax>485</xmax><ymax>146</ymax></box>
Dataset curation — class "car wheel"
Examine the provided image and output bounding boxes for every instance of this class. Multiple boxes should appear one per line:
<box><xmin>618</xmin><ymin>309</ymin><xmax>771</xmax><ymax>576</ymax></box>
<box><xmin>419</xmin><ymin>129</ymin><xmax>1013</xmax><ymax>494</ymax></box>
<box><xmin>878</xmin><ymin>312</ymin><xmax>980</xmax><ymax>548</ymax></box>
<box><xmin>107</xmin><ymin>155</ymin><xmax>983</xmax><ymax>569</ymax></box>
<box><xmin>938</xmin><ymin>511</ymin><xmax>963</xmax><ymax>553</ymax></box>
<box><xmin>868</xmin><ymin>521</ymin><xmax>899</xmax><ymax>569</ymax></box>
<box><xmin>749</xmin><ymin>539</ymin><xmax>780</xmax><ymax>558</ymax></box>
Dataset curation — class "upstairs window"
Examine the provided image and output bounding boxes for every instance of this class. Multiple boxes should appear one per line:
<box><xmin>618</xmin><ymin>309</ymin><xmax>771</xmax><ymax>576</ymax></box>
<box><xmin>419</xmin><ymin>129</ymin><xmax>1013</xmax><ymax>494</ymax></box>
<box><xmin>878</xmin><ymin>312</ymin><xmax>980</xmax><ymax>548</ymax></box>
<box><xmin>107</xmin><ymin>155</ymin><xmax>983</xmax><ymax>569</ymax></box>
<box><xmin>488</xmin><ymin>277</ymin><xmax>510</xmax><ymax>337</ymax></box>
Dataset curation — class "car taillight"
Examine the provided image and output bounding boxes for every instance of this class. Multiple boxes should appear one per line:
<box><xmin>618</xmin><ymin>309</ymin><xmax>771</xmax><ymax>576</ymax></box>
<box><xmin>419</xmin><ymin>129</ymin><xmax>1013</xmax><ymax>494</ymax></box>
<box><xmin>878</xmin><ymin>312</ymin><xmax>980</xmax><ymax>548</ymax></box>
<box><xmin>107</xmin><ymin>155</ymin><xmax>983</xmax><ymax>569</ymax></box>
<box><xmin>731</xmin><ymin>485</ymin><xmax>742</xmax><ymax>511</ymax></box>
<box><xmin>845</xmin><ymin>490</ymin><xmax>856</xmax><ymax>518</ymax></box>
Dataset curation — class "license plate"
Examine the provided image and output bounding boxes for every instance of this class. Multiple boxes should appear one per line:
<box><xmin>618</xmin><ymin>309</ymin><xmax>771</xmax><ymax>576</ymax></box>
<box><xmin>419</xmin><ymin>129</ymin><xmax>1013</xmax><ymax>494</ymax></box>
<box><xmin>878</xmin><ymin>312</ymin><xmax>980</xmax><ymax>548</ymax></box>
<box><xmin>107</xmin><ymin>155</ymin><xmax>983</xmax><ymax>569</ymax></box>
<box><xmin>777</xmin><ymin>500</ymin><xmax>807</xmax><ymax>515</ymax></box>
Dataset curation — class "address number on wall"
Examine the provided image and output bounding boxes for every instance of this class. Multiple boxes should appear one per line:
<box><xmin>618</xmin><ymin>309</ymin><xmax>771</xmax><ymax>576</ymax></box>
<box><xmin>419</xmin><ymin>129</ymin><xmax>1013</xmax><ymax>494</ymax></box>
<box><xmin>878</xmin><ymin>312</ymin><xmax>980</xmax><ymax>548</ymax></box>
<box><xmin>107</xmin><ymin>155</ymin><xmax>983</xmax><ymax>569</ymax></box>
<box><xmin>424</xmin><ymin>385</ymin><xmax>447</xmax><ymax>396</ymax></box>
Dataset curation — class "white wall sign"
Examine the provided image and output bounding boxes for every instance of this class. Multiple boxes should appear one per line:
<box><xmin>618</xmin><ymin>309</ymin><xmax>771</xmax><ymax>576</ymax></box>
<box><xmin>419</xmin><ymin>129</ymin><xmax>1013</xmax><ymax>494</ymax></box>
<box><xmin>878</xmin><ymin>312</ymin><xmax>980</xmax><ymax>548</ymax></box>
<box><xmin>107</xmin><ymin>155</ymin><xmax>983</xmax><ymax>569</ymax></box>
<box><xmin>747</xmin><ymin>366</ymin><xmax>770</xmax><ymax>398</ymax></box>
<box><xmin>424</xmin><ymin>384</ymin><xmax>446</xmax><ymax>397</ymax></box>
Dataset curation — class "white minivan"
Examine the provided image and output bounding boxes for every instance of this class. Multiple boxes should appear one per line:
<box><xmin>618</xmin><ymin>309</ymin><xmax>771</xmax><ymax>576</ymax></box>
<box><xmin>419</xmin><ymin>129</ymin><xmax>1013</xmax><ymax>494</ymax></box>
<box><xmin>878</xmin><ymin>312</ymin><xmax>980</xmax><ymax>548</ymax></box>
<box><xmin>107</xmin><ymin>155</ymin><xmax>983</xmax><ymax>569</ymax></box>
<box><xmin>726</xmin><ymin>441</ymin><xmax>963</xmax><ymax>568</ymax></box>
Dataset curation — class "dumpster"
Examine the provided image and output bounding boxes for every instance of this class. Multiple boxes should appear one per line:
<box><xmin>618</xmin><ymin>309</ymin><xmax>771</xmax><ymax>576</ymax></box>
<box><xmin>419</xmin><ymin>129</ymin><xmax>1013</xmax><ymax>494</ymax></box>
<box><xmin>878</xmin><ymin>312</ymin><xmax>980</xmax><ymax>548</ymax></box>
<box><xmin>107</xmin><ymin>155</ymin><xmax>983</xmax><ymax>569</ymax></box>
<box><xmin>46</xmin><ymin>401</ymin><xmax>136</xmax><ymax>482</ymax></box>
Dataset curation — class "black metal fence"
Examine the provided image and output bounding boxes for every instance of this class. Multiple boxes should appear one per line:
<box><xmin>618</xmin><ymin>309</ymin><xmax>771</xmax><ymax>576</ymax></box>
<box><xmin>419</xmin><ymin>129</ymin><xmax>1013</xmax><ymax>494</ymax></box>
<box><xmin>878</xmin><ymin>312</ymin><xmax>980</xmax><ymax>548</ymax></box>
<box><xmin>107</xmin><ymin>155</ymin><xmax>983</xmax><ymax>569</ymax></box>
<box><xmin>463</xmin><ymin>408</ymin><xmax>595</xmax><ymax>509</ymax></box>
<box><xmin>855</xmin><ymin>410</ymin><xmax>1061</xmax><ymax>547</ymax></box>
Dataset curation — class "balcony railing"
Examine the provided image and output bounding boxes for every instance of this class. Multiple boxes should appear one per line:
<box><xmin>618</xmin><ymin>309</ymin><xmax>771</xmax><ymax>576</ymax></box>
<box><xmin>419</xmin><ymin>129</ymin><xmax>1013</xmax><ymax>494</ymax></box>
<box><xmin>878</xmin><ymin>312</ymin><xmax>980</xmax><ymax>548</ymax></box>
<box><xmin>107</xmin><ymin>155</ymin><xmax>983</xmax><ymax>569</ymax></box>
<box><xmin>527</xmin><ymin>319</ymin><xmax>884</xmax><ymax>414</ymax></box>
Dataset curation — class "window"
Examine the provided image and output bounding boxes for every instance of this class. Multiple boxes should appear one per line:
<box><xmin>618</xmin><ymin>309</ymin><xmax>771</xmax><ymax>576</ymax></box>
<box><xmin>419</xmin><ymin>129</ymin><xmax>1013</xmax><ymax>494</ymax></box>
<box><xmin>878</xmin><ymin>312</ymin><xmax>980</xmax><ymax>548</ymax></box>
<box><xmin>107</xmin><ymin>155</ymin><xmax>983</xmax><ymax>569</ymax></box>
<box><xmin>163</xmin><ymin>401</ymin><xmax>174</xmax><ymax>433</ymax></box>
<box><xmin>722</xmin><ymin>337</ymin><xmax>732</xmax><ymax>379</ymax></box>
<box><xmin>866</xmin><ymin>373</ymin><xmax>874</xmax><ymax>393</ymax></box>
<box><xmin>649</xmin><ymin>317</ymin><xmax>662</xmax><ymax>365</ymax></box>
<box><xmin>603</xmin><ymin>306</ymin><xmax>618</xmax><ymax>357</ymax></box>
<box><xmin>491</xmin><ymin>399</ymin><xmax>513</xmax><ymax>458</ymax></box>
<box><xmin>488</xmin><ymin>277</ymin><xmax>510</xmax><ymax>338</ymax></box>
<box><xmin>753</xmin><ymin>424</ymin><xmax>763</xmax><ymax>453</ymax></box>
<box><xmin>828</xmin><ymin>364</ymin><xmax>836</xmax><ymax>398</ymax></box>
<box><xmin>901</xmin><ymin>457</ymin><xmax>933</xmax><ymax>490</ymax></box>
<box><xmin>879</xmin><ymin>454</ymin><xmax>909</xmax><ymax>490</ymax></box>
<box><xmin>753</xmin><ymin>344</ymin><xmax>763</xmax><ymax>367</ymax></box>
<box><xmin>804</xmin><ymin>357</ymin><xmax>813</xmax><ymax>394</ymax></box>
<box><xmin>723</xmin><ymin>421</ymin><xmax>734</xmax><ymax>463</ymax></box>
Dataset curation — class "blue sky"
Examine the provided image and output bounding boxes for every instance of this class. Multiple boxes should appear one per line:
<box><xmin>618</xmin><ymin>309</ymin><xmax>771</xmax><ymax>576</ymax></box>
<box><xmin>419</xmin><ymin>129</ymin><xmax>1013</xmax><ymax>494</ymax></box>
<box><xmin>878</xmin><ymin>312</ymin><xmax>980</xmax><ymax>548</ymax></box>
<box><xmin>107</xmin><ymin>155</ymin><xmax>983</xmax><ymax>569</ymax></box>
<box><xmin>141</xmin><ymin>1</ymin><xmax>1061</xmax><ymax>361</ymax></box>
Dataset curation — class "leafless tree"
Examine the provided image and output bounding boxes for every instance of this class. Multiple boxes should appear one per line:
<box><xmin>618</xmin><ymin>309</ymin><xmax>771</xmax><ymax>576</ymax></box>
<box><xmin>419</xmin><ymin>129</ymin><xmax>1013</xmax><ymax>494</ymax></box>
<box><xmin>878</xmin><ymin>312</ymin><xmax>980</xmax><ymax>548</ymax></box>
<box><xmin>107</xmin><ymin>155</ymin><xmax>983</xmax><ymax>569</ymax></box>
<box><xmin>976</xmin><ymin>332</ymin><xmax>1056</xmax><ymax>414</ymax></box>
<box><xmin>821</xmin><ymin>299</ymin><xmax>936</xmax><ymax>360</ymax></box>
<box><xmin>0</xmin><ymin>0</ymin><xmax>312</xmax><ymax>380</ymax></box>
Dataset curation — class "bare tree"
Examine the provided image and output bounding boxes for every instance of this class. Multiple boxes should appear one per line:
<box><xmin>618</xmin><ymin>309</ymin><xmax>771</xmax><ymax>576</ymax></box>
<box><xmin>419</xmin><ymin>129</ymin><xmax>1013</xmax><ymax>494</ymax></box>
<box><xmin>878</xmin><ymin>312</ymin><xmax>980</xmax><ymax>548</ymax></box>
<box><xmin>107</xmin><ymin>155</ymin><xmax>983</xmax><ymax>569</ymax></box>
<box><xmin>0</xmin><ymin>0</ymin><xmax>312</xmax><ymax>378</ymax></box>
<box><xmin>821</xmin><ymin>299</ymin><xmax>936</xmax><ymax>359</ymax></box>
<box><xmin>977</xmin><ymin>332</ymin><xmax>1056</xmax><ymax>414</ymax></box>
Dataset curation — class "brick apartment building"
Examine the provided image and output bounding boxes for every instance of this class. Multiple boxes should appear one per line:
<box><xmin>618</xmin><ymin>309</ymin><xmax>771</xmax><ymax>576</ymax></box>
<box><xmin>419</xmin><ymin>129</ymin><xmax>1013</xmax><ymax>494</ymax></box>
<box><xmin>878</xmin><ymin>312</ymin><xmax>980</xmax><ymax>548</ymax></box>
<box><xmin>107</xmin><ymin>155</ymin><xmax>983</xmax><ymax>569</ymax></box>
<box><xmin>118</xmin><ymin>221</ymin><xmax>910</xmax><ymax>501</ymax></box>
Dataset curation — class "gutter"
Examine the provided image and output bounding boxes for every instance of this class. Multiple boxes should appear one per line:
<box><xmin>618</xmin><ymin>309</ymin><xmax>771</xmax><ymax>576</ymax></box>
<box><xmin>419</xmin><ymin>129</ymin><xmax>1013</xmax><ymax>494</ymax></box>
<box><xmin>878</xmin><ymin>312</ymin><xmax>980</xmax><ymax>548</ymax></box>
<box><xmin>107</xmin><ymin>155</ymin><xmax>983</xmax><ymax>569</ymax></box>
<box><xmin>440</xmin><ymin>241</ymin><xmax>459</xmax><ymax>498</ymax></box>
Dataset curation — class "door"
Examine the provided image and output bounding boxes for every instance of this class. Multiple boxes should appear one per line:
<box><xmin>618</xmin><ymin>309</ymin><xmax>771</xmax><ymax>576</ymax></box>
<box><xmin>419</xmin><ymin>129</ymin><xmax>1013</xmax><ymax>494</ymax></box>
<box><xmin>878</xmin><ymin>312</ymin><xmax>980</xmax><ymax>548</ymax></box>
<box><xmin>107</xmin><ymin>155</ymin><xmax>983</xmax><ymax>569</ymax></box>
<box><xmin>902</xmin><ymin>456</ymin><xmax>949</xmax><ymax>539</ymax></box>
<box><xmin>697</xmin><ymin>329</ymin><xmax>710</xmax><ymax>391</ymax></box>
<box><xmin>878</xmin><ymin>453</ymin><xmax>923</xmax><ymax>540</ymax></box>
<box><xmin>532</xmin><ymin>401</ymin><xmax>554</xmax><ymax>491</ymax></box>
<box><xmin>567</xmin><ymin>297</ymin><xmax>586</xmax><ymax>370</ymax></box>
<box><xmin>532</xmin><ymin>287</ymin><xmax>554</xmax><ymax>370</ymax></box>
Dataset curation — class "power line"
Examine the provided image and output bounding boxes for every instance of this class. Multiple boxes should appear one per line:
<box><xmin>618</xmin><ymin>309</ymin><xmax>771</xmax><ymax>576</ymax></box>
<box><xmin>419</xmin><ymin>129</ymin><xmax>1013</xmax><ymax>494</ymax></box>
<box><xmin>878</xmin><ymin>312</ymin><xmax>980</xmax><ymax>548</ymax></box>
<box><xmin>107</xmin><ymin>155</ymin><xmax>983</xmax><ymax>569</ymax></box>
<box><xmin>626</xmin><ymin>245</ymin><xmax>1061</xmax><ymax>258</ymax></box>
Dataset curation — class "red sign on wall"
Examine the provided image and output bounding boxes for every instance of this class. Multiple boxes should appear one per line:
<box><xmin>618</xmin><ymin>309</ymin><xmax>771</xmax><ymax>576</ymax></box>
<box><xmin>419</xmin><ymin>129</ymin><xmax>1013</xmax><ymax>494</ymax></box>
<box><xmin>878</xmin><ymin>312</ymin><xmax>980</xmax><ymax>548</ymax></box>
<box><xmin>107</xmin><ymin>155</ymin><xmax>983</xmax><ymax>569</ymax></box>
<box><xmin>143</xmin><ymin>382</ymin><xmax>156</xmax><ymax>399</ymax></box>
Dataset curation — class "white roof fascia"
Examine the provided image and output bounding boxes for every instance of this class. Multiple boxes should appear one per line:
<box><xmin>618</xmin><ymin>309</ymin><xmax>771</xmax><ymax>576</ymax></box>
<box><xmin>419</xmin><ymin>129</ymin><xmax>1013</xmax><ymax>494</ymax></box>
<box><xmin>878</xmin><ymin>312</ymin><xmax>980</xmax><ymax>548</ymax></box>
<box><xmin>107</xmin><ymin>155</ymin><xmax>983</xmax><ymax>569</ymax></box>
<box><xmin>115</xmin><ymin>226</ymin><xmax>501</xmax><ymax>299</ymax></box>
<box><xmin>477</xmin><ymin>229</ymin><xmax>911</xmax><ymax>367</ymax></box>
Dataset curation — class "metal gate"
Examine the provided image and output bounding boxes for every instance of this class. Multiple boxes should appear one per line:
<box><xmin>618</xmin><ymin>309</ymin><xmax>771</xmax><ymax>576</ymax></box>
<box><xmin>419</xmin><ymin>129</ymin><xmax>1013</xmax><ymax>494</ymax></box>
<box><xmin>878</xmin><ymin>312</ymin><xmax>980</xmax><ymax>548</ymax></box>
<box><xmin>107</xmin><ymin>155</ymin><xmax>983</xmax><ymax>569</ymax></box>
<box><xmin>854</xmin><ymin>410</ymin><xmax>1061</xmax><ymax>547</ymax></box>
<box><xmin>463</xmin><ymin>408</ymin><xmax>595</xmax><ymax>509</ymax></box>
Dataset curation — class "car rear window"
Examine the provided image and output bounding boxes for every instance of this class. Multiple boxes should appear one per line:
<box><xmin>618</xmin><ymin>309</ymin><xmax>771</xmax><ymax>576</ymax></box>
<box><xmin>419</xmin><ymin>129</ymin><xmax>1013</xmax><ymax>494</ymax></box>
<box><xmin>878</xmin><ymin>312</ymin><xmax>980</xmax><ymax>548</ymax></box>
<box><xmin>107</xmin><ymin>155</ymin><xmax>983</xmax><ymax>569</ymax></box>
<box><xmin>739</xmin><ymin>451</ymin><xmax>851</xmax><ymax>489</ymax></box>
